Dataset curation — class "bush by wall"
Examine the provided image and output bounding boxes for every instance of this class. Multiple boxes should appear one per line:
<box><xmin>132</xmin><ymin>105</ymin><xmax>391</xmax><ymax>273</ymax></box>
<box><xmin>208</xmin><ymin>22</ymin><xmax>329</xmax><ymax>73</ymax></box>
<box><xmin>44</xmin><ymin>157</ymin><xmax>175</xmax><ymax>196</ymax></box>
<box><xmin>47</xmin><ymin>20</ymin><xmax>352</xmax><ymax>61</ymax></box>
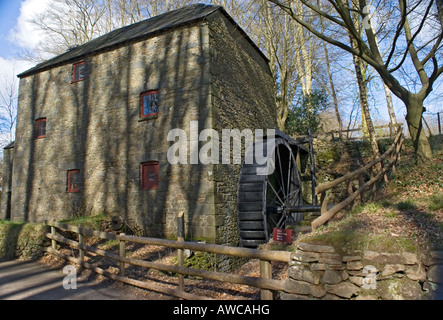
<box><xmin>0</xmin><ymin>221</ymin><xmax>49</xmax><ymax>261</ymax></box>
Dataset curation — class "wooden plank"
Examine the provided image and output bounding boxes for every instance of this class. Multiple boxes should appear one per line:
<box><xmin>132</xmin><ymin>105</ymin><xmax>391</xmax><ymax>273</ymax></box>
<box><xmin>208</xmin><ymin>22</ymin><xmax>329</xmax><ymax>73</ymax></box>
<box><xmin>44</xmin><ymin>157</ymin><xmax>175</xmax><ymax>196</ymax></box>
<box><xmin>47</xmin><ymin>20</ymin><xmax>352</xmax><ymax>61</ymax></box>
<box><xmin>312</xmin><ymin>159</ymin><xmax>392</xmax><ymax>230</ymax></box>
<box><xmin>45</xmin><ymin>233</ymin><xmax>286</xmax><ymax>291</ymax></box>
<box><xmin>259</xmin><ymin>244</ymin><xmax>273</xmax><ymax>300</ymax></box>
<box><xmin>46</xmin><ymin>220</ymin><xmax>117</xmax><ymax>240</ymax></box>
<box><xmin>47</xmin><ymin>247</ymin><xmax>212</xmax><ymax>300</ymax></box>
<box><xmin>117</xmin><ymin>235</ymin><xmax>291</xmax><ymax>263</ymax></box>
<box><xmin>315</xmin><ymin>129</ymin><xmax>402</xmax><ymax>194</ymax></box>
<box><xmin>45</xmin><ymin>221</ymin><xmax>291</xmax><ymax>263</ymax></box>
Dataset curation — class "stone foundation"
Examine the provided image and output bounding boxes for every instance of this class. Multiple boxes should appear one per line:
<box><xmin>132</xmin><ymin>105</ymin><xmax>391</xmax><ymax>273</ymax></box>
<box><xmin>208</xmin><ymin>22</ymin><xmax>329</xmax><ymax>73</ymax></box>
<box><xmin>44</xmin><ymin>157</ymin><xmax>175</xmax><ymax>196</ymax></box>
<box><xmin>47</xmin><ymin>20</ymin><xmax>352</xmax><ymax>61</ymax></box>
<box><xmin>280</xmin><ymin>243</ymin><xmax>443</xmax><ymax>300</ymax></box>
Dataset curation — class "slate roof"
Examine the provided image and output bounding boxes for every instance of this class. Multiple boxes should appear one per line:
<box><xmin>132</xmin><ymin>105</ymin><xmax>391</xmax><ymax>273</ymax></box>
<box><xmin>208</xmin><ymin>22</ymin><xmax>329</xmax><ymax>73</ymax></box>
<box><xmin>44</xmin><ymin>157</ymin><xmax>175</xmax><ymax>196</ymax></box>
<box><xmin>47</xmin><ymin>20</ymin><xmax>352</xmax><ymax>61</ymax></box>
<box><xmin>18</xmin><ymin>3</ymin><xmax>267</xmax><ymax>78</ymax></box>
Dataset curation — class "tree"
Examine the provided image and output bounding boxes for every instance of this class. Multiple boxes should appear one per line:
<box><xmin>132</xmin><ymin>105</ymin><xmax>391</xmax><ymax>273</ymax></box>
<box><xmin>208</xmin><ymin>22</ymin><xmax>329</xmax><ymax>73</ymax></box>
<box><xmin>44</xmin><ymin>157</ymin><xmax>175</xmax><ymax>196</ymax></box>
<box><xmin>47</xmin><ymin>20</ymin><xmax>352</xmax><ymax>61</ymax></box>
<box><xmin>348</xmin><ymin>1</ymin><xmax>381</xmax><ymax>159</ymax></box>
<box><xmin>0</xmin><ymin>69</ymin><xmax>18</xmax><ymax>144</ymax></box>
<box><xmin>268</xmin><ymin>0</ymin><xmax>443</xmax><ymax>162</ymax></box>
<box><xmin>285</xmin><ymin>89</ymin><xmax>329</xmax><ymax>135</ymax></box>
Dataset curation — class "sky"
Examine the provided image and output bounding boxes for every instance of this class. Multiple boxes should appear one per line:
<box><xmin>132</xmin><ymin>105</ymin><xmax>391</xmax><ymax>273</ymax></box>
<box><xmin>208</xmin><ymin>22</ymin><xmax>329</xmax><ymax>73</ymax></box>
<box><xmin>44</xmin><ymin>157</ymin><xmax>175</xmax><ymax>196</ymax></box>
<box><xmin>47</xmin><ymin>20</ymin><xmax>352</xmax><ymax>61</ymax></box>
<box><xmin>0</xmin><ymin>0</ymin><xmax>51</xmax><ymax>78</ymax></box>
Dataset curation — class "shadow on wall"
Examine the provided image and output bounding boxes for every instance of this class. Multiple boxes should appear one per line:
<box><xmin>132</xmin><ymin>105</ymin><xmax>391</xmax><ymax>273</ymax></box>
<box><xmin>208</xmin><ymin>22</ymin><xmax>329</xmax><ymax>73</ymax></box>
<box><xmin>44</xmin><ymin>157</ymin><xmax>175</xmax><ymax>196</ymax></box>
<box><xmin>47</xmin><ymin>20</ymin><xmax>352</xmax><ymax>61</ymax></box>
<box><xmin>19</xmin><ymin>23</ymin><xmax>209</xmax><ymax>240</ymax></box>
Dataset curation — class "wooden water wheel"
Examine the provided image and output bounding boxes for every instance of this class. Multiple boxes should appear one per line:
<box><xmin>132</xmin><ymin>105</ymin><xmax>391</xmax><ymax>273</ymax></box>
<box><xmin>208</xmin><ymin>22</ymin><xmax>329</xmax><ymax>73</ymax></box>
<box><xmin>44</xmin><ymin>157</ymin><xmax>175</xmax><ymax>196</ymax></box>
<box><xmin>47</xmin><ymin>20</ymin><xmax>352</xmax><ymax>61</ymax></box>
<box><xmin>237</xmin><ymin>130</ymin><xmax>317</xmax><ymax>247</ymax></box>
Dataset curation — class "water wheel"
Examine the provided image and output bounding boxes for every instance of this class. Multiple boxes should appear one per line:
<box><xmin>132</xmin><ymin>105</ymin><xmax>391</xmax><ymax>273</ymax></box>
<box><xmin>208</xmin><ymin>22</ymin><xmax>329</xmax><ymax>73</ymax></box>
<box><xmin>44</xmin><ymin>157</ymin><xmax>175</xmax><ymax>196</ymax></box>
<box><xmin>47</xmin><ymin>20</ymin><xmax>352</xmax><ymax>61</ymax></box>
<box><xmin>237</xmin><ymin>134</ymin><xmax>305</xmax><ymax>247</ymax></box>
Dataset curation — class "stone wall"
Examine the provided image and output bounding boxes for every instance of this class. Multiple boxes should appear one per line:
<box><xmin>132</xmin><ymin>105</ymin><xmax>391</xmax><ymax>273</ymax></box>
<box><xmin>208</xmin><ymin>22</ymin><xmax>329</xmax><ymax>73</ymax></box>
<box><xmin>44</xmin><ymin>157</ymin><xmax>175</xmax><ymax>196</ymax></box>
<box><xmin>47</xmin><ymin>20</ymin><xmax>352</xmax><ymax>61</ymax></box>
<box><xmin>0</xmin><ymin>145</ymin><xmax>14</xmax><ymax>220</ymax></box>
<box><xmin>0</xmin><ymin>222</ymin><xmax>49</xmax><ymax>261</ymax></box>
<box><xmin>207</xmin><ymin>12</ymin><xmax>276</xmax><ymax>253</ymax></box>
<box><xmin>6</xmin><ymin>9</ymin><xmax>276</xmax><ymax>250</ymax></box>
<box><xmin>280</xmin><ymin>243</ymin><xmax>443</xmax><ymax>300</ymax></box>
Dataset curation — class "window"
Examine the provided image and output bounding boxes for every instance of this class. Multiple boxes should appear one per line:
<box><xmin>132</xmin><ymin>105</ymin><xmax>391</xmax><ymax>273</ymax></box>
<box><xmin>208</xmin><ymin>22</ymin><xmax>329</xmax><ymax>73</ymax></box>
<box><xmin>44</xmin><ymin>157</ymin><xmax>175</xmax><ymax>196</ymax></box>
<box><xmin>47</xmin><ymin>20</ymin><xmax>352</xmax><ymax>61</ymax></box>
<box><xmin>72</xmin><ymin>61</ymin><xmax>86</xmax><ymax>82</ymax></box>
<box><xmin>141</xmin><ymin>162</ymin><xmax>159</xmax><ymax>190</ymax></box>
<box><xmin>36</xmin><ymin>118</ymin><xmax>46</xmax><ymax>139</ymax></box>
<box><xmin>67</xmin><ymin>169</ymin><xmax>81</xmax><ymax>192</ymax></box>
<box><xmin>140</xmin><ymin>91</ymin><xmax>159</xmax><ymax>118</ymax></box>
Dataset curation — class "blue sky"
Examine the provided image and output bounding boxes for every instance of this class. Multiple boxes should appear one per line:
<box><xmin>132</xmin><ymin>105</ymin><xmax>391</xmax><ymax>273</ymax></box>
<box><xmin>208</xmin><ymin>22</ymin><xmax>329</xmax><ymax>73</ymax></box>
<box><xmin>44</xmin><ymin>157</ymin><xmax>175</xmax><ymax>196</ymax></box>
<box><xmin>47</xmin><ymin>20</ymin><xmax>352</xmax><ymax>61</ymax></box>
<box><xmin>0</xmin><ymin>0</ymin><xmax>50</xmax><ymax>76</ymax></box>
<box><xmin>0</xmin><ymin>1</ymin><xmax>22</xmax><ymax>58</ymax></box>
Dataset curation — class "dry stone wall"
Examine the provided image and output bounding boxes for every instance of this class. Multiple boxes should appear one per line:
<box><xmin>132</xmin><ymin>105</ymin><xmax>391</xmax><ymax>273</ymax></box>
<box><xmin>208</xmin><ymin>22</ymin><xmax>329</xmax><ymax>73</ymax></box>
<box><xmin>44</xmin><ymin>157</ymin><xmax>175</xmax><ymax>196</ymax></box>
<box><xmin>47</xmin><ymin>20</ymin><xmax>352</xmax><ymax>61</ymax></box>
<box><xmin>280</xmin><ymin>243</ymin><xmax>443</xmax><ymax>300</ymax></box>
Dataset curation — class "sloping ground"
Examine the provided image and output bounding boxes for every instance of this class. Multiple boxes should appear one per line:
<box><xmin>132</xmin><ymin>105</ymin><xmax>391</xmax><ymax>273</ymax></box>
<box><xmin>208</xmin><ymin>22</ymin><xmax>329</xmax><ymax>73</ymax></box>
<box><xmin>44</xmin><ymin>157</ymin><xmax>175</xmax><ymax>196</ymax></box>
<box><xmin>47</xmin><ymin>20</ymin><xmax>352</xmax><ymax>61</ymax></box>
<box><xmin>296</xmin><ymin>135</ymin><xmax>443</xmax><ymax>256</ymax></box>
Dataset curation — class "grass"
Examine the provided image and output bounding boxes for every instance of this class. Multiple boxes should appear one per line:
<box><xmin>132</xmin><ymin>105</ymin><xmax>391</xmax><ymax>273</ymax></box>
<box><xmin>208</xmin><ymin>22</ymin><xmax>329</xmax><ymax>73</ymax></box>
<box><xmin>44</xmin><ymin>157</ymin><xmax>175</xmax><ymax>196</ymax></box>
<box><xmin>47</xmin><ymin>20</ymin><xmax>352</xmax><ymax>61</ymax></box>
<box><xmin>396</xmin><ymin>201</ymin><xmax>418</xmax><ymax>211</ymax></box>
<box><xmin>429</xmin><ymin>193</ymin><xmax>443</xmax><ymax>211</ymax></box>
<box><xmin>295</xmin><ymin>135</ymin><xmax>443</xmax><ymax>254</ymax></box>
<box><xmin>60</xmin><ymin>214</ymin><xmax>107</xmax><ymax>229</ymax></box>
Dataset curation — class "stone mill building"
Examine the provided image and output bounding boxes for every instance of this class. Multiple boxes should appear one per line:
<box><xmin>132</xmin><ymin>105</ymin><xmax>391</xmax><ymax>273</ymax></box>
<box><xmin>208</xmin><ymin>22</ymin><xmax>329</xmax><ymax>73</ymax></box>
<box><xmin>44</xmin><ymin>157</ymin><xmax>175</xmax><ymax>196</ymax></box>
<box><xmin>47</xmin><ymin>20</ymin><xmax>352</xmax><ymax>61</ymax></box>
<box><xmin>1</xmin><ymin>4</ymin><xmax>277</xmax><ymax>246</ymax></box>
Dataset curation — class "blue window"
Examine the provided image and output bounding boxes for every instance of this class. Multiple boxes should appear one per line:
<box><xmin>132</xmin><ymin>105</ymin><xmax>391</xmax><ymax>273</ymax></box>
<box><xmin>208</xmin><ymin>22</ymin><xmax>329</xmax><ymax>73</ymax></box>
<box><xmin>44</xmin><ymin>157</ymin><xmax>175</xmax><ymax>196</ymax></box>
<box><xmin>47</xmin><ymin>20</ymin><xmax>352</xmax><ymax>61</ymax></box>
<box><xmin>140</xmin><ymin>90</ymin><xmax>159</xmax><ymax>117</ymax></box>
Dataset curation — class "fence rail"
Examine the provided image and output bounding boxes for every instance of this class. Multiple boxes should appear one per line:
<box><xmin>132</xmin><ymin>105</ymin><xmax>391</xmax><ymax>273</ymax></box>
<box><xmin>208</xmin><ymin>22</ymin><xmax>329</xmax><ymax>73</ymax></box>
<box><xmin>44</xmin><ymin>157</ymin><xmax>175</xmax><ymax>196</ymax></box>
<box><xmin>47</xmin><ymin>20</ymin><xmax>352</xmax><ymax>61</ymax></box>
<box><xmin>311</xmin><ymin>127</ymin><xmax>404</xmax><ymax>229</ymax></box>
<box><xmin>296</xmin><ymin>123</ymin><xmax>403</xmax><ymax>140</ymax></box>
<box><xmin>45</xmin><ymin>220</ymin><xmax>290</xmax><ymax>300</ymax></box>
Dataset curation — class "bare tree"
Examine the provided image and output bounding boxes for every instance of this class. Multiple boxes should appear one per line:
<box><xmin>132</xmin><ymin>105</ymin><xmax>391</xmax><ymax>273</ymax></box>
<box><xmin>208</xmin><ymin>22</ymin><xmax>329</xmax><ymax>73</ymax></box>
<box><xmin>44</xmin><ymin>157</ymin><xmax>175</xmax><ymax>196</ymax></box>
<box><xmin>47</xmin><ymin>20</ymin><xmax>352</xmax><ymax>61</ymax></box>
<box><xmin>268</xmin><ymin>0</ymin><xmax>443</xmax><ymax>162</ymax></box>
<box><xmin>0</xmin><ymin>70</ymin><xmax>18</xmax><ymax>144</ymax></box>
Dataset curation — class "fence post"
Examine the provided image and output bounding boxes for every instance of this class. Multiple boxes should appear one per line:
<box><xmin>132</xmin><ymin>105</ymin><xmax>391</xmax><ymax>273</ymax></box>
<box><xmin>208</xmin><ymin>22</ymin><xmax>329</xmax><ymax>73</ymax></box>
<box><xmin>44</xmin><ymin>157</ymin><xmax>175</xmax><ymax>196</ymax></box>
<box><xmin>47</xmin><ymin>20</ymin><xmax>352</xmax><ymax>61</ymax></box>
<box><xmin>119</xmin><ymin>233</ymin><xmax>126</xmax><ymax>277</ymax></box>
<box><xmin>259</xmin><ymin>244</ymin><xmax>273</xmax><ymax>300</ymax></box>
<box><xmin>320</xmin><ymin>192</ymin><xmax>328</xmax><ymax>215</ymax></box>
<box><xmin>177</xmin><ymin>212</ymin><xmax>185</xmax><ymax>292</ymax></box>
<box><xmin>51</xmin><ymin>226</ymin><xmax>57</xmax><ymax>250</ymax></box>
<box><xmin>358</xmin><ymin>174</ymin><xmax>365</xmax><ymax>204</ymax></box>
<box><xmin>347</xmin><ymin>181</ymin><xmax>354</xmax><ymax>209</ymax></box>
<box><xmin>78</xmin><ymin>233</ymin><xmax>84</xmax><ymax>267</ymax></box>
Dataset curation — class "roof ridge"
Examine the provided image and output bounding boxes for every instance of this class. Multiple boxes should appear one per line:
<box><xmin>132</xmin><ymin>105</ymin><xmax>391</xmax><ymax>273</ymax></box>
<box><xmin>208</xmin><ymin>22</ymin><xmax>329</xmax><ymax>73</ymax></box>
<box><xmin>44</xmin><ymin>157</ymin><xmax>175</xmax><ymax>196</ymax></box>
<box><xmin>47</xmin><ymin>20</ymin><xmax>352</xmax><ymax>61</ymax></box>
<box><xmin>18</xmin><ymin>3</ymin><xmax>221</xmax><ymax>78</ymax></box>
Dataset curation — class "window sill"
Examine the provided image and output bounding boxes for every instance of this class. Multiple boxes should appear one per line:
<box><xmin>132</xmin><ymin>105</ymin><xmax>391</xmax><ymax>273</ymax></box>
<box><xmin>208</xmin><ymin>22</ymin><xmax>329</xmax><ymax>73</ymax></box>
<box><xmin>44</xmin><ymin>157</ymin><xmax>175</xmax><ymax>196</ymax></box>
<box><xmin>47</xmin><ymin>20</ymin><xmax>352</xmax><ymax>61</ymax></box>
<box><xmin>138</xmin><ymin>114</ymin><xmax>158</xmax><ymax>122</ymax></box>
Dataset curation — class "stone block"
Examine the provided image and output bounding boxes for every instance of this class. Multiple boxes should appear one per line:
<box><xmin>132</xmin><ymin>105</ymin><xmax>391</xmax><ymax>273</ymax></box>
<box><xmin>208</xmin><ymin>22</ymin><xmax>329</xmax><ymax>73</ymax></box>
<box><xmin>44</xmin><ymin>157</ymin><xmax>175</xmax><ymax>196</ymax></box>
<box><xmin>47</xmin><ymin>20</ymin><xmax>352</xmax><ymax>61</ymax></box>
<box><xmin>347</xmin><ymin>261</ymin><xmax>364</xmax><ymax>271</ymax></box>
<box><xmin>296</xmin><ymin>243</ymin><xmax>335</xmax><ymax>253</ymax></box>
<box><xmin>349</xmin><ymin>276</ymin><xmax>364</xmax><ymax>286</ymax></box>
<box><xmin>310</xmin><ymin>285</ymin><xmax>327</xmax><ymax>298</ymax></box>
<box><xmin>405</xmin><ymin>264</ymin><xmax>427</xmax><ymax>282</ymax></box>
<box><xmin>324</xmin><ymin>282</ymin><xmax>360</xmax><ymax>299</ymax></box>
<box><xmin>427</xmin><ymin>265</ymin><xmax>443</xmax><ymax>284</ymax></box>
<box><xmin>381</xmin><ymin>264</ymin><xmax>406</xmax><ymax>277</ymax></box>
<box><xmin>402</xmin><ymin>252</ymin><xmax>418</xmax><ymax>265</ymax></box>
<box><xmin>321</xmin><ymin>270</ymin><xmax>343</xmax><ymax>285</ymax></box>
<box><xmin>342</xmin><ymin>255</ymin><xmax>361</xmax><ymax>262</ymax></box>
<box><xmin>283</xmin><ymin>279</ymin><xmax>311</xmax><ymax>295</ymax></box>
<box><xmin>288</xmin><ymin>266</ymin><xmax>321</xmax><ymax>285</ymax></box>
<box><xmin>291</xmin><ymin>251</ymin><xmax>319</xmax><ymax>263</ymax></box>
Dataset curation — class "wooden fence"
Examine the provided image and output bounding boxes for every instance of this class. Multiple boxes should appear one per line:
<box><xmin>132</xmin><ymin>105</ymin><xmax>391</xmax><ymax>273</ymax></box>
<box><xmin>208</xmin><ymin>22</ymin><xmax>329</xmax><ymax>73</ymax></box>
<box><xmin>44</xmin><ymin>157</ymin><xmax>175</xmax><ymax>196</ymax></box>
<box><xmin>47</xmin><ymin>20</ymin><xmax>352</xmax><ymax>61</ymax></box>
<box><xmin>297</xmin><ymin>123</ymin><xmax>403</xmax><ymax>140</ymax></box>
<box><xmin>45</xmin><ymin>220</ymin><xmax>290</xmax><ymax>300</ymax></box>
<box><xmin>311</xmin><ymin>127</ymin><xmax>404</xmax><ymax>229</ymax></box>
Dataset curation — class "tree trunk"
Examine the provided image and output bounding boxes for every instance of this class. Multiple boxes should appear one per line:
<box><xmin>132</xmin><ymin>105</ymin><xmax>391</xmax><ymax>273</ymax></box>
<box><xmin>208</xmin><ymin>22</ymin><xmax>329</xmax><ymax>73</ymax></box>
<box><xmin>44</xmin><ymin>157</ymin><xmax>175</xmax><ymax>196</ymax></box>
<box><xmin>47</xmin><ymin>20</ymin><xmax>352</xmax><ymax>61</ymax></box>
<box><xmin>353</xmin><ymin>53</ymin><xmax>380</xmax><ymax>160</ymax></box>
<box><xmin>384</xmin><ymin>84</ymin><xmax>397</xmax><ymax>126</ymax></box>
<box><xmin>349</xmin><ymin>40</ymin><xmax>380</xmax><ymax>159</ymax></box>
<box><xmin>405</xmin><ymin>96</ymin><xmax>433</xmax><ymax>162</ymax></box>
<box><xmin>348</xmin><ymin>3</ymin><xmax>380</xmax><ymax>159</ymax></box>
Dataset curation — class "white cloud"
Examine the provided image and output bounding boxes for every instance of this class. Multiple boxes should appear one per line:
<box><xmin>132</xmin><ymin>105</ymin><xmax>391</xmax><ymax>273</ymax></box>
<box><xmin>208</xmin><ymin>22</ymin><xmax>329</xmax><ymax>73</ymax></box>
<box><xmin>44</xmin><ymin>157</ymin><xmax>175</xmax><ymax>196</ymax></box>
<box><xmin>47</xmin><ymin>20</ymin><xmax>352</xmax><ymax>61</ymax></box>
<box><xmin>0</xmin><ymin>56</ymin><xmax>33</xmax><ymax>80</ymax></box>
<box><xmin>9</xmin><ymin>0</ymin><xmax>52</xmax><ymax>50</ymax></box>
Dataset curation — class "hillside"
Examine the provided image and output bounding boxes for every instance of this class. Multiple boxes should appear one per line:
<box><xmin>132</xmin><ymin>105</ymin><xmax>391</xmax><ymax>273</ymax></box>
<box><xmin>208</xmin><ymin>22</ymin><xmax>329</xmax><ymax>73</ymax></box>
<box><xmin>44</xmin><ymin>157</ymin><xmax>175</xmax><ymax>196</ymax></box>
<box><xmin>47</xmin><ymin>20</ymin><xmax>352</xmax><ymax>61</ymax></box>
<box><xmin>296</xmin><ymin>134</ymin><xmax>443</xmax><ymax>256</ymax></box>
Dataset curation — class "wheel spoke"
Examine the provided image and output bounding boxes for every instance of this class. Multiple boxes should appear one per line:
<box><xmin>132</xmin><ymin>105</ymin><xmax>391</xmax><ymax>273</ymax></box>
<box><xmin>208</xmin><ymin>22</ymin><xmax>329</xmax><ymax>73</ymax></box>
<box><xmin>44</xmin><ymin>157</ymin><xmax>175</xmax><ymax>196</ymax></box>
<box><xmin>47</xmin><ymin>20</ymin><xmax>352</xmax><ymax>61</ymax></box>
<box><xmin>267</xmin><ymin>180</ymin><xmax>285</xmax><ymax>206</ymax></box>
<box><xmin>276</xmin><ymin>147</ymin><xmax>286</xmax><ymax>198</ymax></box>
<box><xmin>286</xmin><ymin>149</ymin><xmax>293</xmax><ymax>200</ymax></box>
<box><xmin>276</xmin><ymin>213</ymin><xmax>287</xmax><ymax>229</ymax></box>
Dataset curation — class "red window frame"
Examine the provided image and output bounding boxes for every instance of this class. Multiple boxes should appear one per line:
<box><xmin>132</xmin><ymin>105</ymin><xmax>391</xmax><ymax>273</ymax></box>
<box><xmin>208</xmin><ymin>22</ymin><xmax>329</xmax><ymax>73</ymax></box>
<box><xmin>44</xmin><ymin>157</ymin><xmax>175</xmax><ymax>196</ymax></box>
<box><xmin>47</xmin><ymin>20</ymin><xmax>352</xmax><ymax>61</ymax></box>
<box><xmin>140</xmin><ymin>90</ymin><xmax>159</xmax><ymax>118</ymax></box>
<box><xmin>36</xmin><ymin>118</ymin><xmax>46</xmax><ymax>139</ymax></box>
<box><xmin>67</xmin><ymin>169</ymin><xmax>81</xmax><ymax>193</ymax></box>
<box><xmin>72</xmin><ymin>61</ymin><xmax>86</xmax><ymax>82</ymax></box>
<box><xmin>141</xmin><ymin>162</ymin><xmax>159</xmax><ymax>190</ymax></box>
